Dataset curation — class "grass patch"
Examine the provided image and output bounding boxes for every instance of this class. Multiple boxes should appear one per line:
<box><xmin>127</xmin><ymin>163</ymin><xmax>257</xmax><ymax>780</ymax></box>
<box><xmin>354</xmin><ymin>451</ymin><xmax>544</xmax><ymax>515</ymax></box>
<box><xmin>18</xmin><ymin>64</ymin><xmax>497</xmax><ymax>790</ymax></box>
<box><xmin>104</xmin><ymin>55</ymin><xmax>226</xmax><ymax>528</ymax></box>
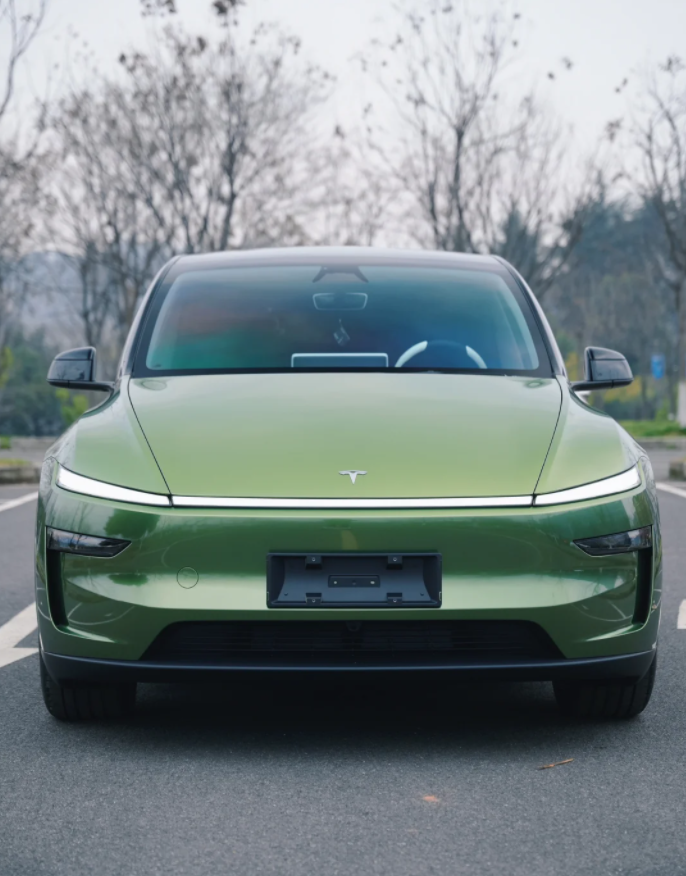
<box><xmin>619</xmin><ymin>420</ymin><xmax>686</xmax><ymax>439</ymax></box>
<box><xmin>0</xmin><ymin>458</ymin><xmax>31</xmax><ymax>467</ymax></box>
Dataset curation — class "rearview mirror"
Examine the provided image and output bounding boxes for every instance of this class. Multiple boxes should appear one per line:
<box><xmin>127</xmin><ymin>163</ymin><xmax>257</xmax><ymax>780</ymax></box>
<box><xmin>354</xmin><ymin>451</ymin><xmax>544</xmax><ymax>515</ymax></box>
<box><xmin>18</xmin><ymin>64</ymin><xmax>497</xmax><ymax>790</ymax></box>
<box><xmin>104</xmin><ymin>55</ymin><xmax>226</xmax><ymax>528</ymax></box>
<box><xmin>47</xmin><ymin>347</ymin><xmax>114</xmax><ymax>394</ymax></box>
<box><xmin>571</xmin><ymin>346</ymin><xmax>633</xmax><ymax>393</ymax></box>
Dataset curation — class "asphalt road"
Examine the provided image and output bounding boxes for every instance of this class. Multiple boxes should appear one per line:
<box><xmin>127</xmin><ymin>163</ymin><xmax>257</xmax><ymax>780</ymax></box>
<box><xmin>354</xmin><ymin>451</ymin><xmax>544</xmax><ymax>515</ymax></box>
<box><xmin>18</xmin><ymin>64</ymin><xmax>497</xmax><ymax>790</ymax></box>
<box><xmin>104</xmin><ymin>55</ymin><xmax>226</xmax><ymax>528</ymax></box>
<box><xmin>1</xmin><ymin>464</ymin><xmax>686</xmax><ymax>876</ymax></box>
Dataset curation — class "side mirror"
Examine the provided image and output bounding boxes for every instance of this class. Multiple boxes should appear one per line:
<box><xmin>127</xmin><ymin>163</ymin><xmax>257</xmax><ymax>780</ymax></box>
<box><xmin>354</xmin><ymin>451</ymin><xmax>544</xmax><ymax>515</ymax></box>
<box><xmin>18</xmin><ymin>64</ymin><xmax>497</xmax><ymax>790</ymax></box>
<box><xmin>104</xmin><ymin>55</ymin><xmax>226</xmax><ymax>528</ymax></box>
<box><xmin>47</xmin><ymin>347</ymin><xmax>114</xmax><ymax>394</ymax></box>
<box><xmin>571</xmin><ymin>346</ymin><xmax>633</xmax><ymax>393</ymax></box>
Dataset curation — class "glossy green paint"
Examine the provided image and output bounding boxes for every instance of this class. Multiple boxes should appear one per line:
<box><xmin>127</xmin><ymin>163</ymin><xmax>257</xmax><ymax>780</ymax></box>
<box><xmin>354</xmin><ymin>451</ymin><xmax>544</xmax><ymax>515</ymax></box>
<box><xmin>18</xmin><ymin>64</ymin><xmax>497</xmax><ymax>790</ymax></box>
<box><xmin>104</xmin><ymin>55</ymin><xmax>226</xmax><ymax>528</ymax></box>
<box><xmin>536</xmin><ymin>381</ymin><xmax>640</xmax><ymax>494</ymax></box>
<box><xmin>129</xmin><ymin>373</ymin><xmax>562</xmax><ymax>498</ymax></box>
<box><xmin>49</xmin><ymin>388</ymin><xmax>168</xmax><ymax>494</ymax></box>
<box><xmin>49</xmin><ymin>374</ymin><xmax>643</xmax><ymax>503</ymax></box>
<box><xmin>36</xmin><ymin>457</ymin><xmax>661</xmax><ymax>663</ymax></box>
<box><xmin>36</xmin><ymin>368</ymin><xmax>661</xmax><ymax>671</ymax></box>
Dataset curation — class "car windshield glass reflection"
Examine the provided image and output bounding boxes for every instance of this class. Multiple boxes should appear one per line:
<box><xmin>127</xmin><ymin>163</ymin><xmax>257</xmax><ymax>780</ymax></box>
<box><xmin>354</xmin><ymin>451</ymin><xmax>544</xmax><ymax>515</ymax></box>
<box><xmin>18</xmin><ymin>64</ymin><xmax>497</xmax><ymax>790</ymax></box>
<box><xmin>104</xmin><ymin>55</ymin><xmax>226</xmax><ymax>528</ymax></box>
<box><xmin>139</xmin><ymin>264</ymin><xmax>548</xmax><ymax>375</ymax></box>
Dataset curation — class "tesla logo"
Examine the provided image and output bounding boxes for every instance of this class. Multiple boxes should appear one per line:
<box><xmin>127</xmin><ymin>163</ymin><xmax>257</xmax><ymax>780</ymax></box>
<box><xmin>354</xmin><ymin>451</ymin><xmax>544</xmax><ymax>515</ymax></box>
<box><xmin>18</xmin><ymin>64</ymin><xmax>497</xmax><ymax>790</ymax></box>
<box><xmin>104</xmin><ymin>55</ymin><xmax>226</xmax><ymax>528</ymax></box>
<box><xmin>339</xmin><ymin>470</ymin><xmax>367</xmax><ymax>484</ymax></box>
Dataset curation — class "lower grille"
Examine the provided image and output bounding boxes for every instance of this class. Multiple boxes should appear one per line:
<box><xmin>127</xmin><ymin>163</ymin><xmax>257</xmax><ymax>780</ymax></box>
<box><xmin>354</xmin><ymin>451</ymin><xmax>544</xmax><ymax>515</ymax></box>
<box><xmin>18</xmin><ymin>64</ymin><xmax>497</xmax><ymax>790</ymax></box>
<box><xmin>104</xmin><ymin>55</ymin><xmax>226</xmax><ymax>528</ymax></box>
<box><xmin>143</xmin><ymin>620</ymin><xmax>561</xmax><ymax>667</ymax></box>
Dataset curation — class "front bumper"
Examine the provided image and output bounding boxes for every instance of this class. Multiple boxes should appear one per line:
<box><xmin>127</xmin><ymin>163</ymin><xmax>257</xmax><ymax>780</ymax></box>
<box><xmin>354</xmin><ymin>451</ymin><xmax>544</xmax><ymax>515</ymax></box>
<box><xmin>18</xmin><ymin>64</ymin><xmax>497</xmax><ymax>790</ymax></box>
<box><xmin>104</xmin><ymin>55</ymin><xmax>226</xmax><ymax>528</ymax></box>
<box><xmin>36</xmin><ymin>478</ymin><xmax>662</xmax><ymax>665</ymax></box>
<box><xmin>42</xmin><ymin>648</ymin><xmax>657</xmax><ymax>684</ymax></box>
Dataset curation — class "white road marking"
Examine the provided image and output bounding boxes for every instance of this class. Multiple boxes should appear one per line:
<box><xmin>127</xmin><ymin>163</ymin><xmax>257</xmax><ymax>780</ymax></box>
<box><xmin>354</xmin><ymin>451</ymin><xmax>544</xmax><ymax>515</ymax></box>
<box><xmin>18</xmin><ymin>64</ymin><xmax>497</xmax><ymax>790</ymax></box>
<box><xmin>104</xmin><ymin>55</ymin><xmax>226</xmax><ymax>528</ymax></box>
<box><xmin>657</xmin><ymin>482</ymin><xmax>686</xmax><ymax>500</ymax></box>
<box><xmin>0</xmin><ymin>491</ymin><xmax>38</xmax><ymax>514</ymax></box>
<box><xmin>653</xmin><ymin>484</ymin><xmax>686</xmax><ymax>629</ymax></box>
<box><xmin>0</xmin><ymin>603</ymin><xmax>38</xmax><ymax>668</ymax></box>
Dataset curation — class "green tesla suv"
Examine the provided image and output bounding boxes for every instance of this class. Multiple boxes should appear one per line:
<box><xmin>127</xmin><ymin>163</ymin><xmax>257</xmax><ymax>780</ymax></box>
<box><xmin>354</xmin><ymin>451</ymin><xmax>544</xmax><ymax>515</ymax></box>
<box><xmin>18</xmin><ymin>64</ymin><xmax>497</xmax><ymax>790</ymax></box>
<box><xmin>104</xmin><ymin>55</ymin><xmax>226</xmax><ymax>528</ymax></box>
<box><xmin>36</xmin><ymin>248</ymin><xmax>660</xmax><ymax>721</ymax></box>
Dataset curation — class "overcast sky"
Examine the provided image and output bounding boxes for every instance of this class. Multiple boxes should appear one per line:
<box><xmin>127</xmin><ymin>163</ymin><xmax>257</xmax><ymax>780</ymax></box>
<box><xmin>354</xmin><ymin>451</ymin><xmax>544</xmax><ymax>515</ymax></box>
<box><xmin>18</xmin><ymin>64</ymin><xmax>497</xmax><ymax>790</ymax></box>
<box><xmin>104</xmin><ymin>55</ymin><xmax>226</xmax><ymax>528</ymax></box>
<box><xmin>10</xmin><ymin>0</ymin><xmax>686</xmax><ymax>152</ymax></box>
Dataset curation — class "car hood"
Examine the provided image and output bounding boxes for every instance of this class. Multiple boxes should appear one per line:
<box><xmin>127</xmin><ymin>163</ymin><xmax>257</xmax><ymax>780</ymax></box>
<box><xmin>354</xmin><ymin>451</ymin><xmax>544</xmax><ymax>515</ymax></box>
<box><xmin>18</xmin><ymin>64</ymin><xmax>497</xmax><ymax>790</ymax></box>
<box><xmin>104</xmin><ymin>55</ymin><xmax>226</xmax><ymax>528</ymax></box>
<box><xmin>127</xmin><ymin>373</ymin><xmax>562</xmax><ymax>499</ymax></box>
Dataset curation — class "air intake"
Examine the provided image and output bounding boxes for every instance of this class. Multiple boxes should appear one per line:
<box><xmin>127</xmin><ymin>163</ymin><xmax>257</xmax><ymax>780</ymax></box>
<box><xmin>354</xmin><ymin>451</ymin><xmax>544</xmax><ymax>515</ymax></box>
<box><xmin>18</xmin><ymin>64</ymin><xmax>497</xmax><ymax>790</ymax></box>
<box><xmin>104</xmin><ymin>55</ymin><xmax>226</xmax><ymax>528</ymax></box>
<box><xmin>143</xmin><ymin>620</ymin><xmax>561</xmax><ymax>668</ymax></box>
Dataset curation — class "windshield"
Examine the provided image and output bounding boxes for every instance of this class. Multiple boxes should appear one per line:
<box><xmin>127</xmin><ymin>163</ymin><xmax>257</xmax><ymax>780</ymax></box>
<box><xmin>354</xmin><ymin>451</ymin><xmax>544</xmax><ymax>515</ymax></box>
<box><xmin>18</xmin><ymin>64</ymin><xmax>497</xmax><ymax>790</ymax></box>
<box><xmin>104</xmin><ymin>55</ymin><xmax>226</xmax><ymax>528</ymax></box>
<box><xmin>134</xmin><ymin>262</ymin><xmax>551</xmax><ymax>376</ymax></box>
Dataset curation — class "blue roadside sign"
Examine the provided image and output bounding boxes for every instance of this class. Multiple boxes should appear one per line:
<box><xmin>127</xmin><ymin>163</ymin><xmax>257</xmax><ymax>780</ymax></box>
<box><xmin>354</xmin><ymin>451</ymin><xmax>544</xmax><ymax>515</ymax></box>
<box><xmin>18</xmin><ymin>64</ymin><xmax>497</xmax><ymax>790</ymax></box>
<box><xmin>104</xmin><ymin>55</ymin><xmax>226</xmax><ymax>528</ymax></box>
<box><xmin>651</xmin><ymin>354</ymin><xmax>665</xmax><ymax>380</ymax></box>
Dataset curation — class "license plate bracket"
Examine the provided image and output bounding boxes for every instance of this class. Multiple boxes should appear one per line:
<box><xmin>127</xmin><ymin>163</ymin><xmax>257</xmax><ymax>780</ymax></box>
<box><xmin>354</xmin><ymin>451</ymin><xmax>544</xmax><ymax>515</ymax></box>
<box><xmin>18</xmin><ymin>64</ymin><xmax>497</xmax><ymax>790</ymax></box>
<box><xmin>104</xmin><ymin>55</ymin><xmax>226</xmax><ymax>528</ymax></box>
<box><xmin>267</xmin><ymin>553</ymin><xmax>442</xmax><ymax>608</ymax></box>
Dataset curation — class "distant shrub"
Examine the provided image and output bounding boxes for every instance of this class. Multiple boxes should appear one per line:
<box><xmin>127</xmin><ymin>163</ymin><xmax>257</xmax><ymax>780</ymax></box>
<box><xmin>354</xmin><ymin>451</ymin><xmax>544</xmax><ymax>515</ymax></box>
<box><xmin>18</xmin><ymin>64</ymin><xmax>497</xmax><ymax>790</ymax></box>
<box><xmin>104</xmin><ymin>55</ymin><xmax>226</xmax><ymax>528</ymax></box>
<box><xmin>55</xmin><ymin>390</ymin><xmax>90</xmax><ymax>427</ymax></box>
<box><xmin>619</xmin><ymin>420</ymin><xmax>686</xmax><ymax>439</ymax></box>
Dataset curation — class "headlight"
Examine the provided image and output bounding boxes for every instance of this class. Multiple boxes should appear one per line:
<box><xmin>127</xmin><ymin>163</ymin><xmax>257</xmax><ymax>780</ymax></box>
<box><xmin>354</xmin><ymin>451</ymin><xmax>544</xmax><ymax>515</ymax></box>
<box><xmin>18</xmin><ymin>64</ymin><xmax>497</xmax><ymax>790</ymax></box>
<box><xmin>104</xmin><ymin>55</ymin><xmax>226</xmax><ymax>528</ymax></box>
<box><xmin>47</xmin><ymin>527</ymin><xmax>131</xmax><ymax>557</ymax></box>
<box><xmin>534</xmin><ymin>465</ymin><xmax>641</xmax><ymax>507</ymax></box>
<box><xmin>56</xmin><ymin>465</ymin><xmax>170</xmax><ymax>507</ymax></box>
<box><xmin>574</xmin><ymin>526</ymin><xmax>652</xmax><ymax>556</ymax></box>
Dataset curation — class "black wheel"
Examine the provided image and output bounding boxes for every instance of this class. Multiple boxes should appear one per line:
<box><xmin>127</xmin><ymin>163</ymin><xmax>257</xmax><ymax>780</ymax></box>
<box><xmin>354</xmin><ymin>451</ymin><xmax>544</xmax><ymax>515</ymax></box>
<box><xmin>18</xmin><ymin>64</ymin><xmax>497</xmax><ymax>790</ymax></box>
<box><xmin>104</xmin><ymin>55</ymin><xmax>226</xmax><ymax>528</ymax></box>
<box><xmin>553</xmin><ymin>653</ymin><xmax>657</xmax><ymax>720</ymax></box>
<box><xmin>40</xmin><ymin>652</ymin><xmax>136</xmax><ymax>722</ymax></box>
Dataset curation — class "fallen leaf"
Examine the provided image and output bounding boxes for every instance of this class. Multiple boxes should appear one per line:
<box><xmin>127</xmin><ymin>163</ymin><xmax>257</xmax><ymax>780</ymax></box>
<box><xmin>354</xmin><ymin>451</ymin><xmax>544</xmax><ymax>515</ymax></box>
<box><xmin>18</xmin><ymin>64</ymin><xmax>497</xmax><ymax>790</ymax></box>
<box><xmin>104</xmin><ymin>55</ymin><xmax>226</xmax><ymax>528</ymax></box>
<box><xmin>538</xmin><ymin>758</ymin><xmax>574</xmax><ymax>770</ymax></box>
<box><xmin>422</xmin><ymin>795</ymin><xmax>440</xmax><ymax>802</ymax></box>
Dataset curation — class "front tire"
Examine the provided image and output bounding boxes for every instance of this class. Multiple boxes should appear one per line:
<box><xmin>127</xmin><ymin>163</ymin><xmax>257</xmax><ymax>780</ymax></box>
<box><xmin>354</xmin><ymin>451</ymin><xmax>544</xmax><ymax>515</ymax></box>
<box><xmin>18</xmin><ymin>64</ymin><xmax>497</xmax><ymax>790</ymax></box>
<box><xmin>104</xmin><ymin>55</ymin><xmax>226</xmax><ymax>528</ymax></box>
<box><xmin>40</xmin><ymin>652</ymin><xmax>136</xmax><ymax>721</ymax></box>
<box><xmin>553</xmin><ymin>653</ymin><xmax>657</xmax><ymax>720</ymax></box>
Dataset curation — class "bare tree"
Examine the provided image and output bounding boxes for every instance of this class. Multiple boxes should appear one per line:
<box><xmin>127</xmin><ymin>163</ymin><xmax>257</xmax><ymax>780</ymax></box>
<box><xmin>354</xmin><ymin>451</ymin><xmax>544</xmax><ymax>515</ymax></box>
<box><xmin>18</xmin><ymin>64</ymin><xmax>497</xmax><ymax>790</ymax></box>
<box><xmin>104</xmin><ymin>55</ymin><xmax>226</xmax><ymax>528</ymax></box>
<box><xmin>552</xmin><ymin>262</ymin><xmax>675</xmax><ymax>414</ymax></box>
<box><xmin>306</xmin><ymin>125</ymin><xmax>394</xmax><ymax>246</ymax></box>
<box><xmin>49</xmin><ymin>83</ymin><xmax>175</xmax><ymax>359</ymax></box>
<box><xmin>116</xmin><ymin>24</ymin><xmax>329</xmax><ymax>253</ymax></box>
<box><xmin>363</xmin><ymin>1</ymin><xmax>588</xmax><ymax>294</ymax></box>
<box><xmin>0</xmin><ymin>0</ymin><xmax>48</xmax><ymax>393</ymax></box>
<box><xmin>48</xmin><ymin>19</ymin><xmax>329</xmax><ymax>359</ymax></box>
<box><xmin>634</xmin><ymin>57</ymin><xmax>686</xmax><ymax>423</ymax></box>
<box><xmin>139</xmin><ymin>0</ymin><xmax>245</xmax><ymax>18</ymax></box>
<box><xmin>0</xmin><ymin>0</ymin><xmax>47</xmax><ymax>122</ymax></box>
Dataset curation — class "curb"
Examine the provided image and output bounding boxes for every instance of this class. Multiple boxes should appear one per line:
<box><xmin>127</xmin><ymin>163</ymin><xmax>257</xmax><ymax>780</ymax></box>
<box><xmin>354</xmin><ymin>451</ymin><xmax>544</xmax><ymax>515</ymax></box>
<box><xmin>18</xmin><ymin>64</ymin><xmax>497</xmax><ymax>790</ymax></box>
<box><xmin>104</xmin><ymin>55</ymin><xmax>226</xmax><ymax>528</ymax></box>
<box><xmin>668</xmin><ymin>459</ymin><xmax>686</xmax><ymax>481</ymax></box>
<box><xmin>0</xmin><ymin>466</ymin><xmax>41</xmax><ymax>485</ymax></box>
<box><xmin>636</xmin><ymin>437</ymin><xmax>686</xmax><ymax>451</ymax></box>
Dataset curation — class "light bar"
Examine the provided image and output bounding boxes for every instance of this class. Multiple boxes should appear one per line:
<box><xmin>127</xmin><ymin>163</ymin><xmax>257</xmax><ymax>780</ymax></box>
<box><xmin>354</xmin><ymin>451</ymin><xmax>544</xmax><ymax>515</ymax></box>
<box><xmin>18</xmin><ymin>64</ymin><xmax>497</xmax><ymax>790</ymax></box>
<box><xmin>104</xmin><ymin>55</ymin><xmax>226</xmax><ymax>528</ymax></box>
<box><xmin>171</xmin><ymin>495</ymin><xmax>533</xmax><ymax>509</ymax></box>
<box><xmin>53</xmin><ymin>466</ymin><xmax>641</xmax><ymax>511</ymax></box>
<box><xmin>57</xmin><ymin>465</ymin><xmax>171</xmax><ymax>507</ymax></box>
<box><xmin>534</xmin><ymin>466</ymin><xmax>641</xmax><ymax>507</ymax></box>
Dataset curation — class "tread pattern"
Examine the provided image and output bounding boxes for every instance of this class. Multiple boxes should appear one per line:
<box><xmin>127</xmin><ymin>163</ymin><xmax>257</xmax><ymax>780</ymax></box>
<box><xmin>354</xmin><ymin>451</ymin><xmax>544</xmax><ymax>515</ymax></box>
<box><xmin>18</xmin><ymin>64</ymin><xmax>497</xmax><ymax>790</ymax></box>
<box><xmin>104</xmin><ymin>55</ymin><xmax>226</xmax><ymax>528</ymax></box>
<box><xmin>553</xmin><ymin>654</ymin><xmax>657</xmax><ymax>720</ymax></box>
<box><xmin>40</xmin><ymin>654</ymin><xmax>136</xmax><ymax>722</ymax></box>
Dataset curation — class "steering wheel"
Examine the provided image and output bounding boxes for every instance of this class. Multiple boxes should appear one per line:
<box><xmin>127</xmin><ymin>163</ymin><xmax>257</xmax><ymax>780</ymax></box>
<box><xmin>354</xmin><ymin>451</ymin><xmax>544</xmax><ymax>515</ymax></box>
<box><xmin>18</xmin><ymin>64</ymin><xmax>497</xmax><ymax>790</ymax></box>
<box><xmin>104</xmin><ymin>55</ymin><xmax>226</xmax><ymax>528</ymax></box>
<box><xmin>395</xmin><ymin>340</ymin><xmax>487</xmax><ymax>369</ymax></box>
